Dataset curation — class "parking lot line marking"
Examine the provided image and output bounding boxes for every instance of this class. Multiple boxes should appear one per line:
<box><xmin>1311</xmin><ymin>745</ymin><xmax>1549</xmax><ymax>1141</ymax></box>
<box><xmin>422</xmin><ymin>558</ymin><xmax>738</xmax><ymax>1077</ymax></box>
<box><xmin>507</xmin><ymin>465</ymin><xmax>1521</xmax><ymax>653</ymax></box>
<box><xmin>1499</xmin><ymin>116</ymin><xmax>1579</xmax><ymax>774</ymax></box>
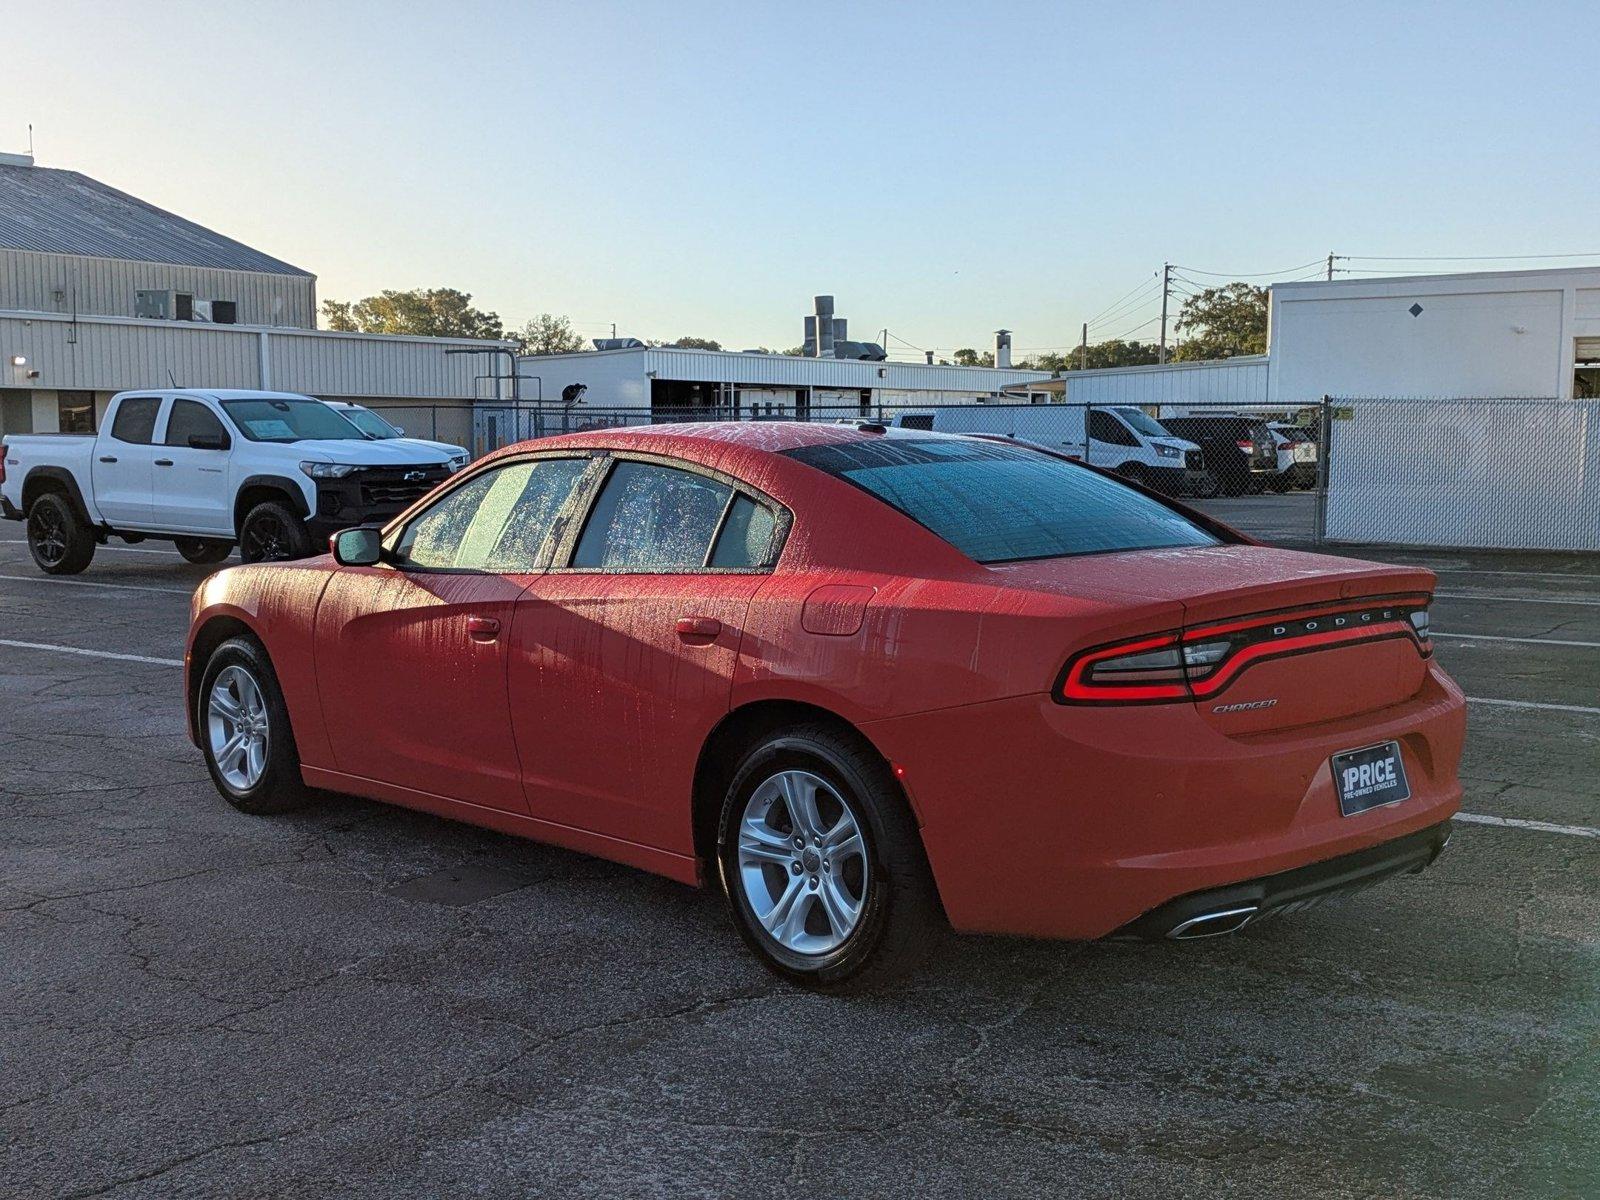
<box><xmin>1467</xmin><ymin>696</ymin><xmax>1600</xmax><ymax>716</ymax></box>
<box><xmin>0</xmin><ymin>540</ymin><xmax>183</xmax><ymax>556</ymax></box>
<box><xmin>1456</xmin><ymin>812</ymin><xmax>1600</xmax><ymax>840</ymax></box>
<box><xmin>1435</xmin><ymin>632</ymin><xmax>1600</xmax><ymax>649</ymax></box>
<box><xmin>1435</xmin><ymin>593</ymin><xmax>1600</xmax><ymax>607</ymax></box>
<box><xmin>0</xmin><ymin>573</ymin><xmax>193</xmax><ymax>596</ymax></box>
<box><xmin>0</xmin><ymin>638</ymin><xmax>182</xmax><ymax>667</ymax></box>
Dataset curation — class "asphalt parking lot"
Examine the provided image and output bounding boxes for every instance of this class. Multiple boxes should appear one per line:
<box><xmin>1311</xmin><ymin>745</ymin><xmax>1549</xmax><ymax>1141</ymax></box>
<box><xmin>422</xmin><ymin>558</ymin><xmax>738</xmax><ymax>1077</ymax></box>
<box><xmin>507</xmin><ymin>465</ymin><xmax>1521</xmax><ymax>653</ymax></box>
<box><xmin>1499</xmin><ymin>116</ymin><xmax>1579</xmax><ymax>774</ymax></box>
<box><xmin>3</xmin><ymin>498</ymin><xmax>1597</xmax><ymax>1199</ymax></box>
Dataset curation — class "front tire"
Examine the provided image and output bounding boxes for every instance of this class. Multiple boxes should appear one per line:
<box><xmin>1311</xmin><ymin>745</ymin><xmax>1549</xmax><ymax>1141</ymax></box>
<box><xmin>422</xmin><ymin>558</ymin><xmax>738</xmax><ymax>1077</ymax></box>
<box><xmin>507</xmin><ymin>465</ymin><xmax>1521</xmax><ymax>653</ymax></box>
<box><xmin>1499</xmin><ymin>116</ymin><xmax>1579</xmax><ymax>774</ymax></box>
<box><xmin>716</xmin><ymin>725</ymin><xmax>942</xmax><ymax>992</ymax></box>
<box><xmin>238</xmin><ymin>501</ymin><xmax>313</xmax><ymax>563</ymax></box>
<box><xmin>198</xmin><ymin>637</ymin><xmax>311</xmax><ymax>814</ymax></box>
<box><xmin>175</xmin><ymin>537</ymin><xmax>233</xmax><ymax>565</ymax></box>
<box><xmin>26</xmin><ymin>492</ymin><xmax>95</xmax><ymax>575</ymax></box>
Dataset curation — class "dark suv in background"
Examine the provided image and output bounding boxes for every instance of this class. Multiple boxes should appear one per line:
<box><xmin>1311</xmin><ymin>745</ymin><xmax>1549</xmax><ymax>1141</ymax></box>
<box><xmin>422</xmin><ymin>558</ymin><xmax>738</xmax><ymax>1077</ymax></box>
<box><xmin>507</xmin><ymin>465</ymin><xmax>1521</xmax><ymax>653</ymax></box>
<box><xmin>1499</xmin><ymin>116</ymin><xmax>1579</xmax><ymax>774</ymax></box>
<box><xmin>1159</xmin><ymin>415</ymin><xmax>1278</xmax><ymax>495</ymax></box>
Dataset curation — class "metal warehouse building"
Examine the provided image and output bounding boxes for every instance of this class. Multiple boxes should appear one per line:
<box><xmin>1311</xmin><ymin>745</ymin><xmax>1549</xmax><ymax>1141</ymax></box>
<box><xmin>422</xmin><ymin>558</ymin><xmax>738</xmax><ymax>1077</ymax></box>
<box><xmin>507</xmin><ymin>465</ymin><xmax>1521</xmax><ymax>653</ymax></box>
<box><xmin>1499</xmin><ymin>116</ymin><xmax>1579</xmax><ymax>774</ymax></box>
<box><xmin>0</xmin><ymin>152</ymin><xmax>508</xmax><ymax>445</ymax></box>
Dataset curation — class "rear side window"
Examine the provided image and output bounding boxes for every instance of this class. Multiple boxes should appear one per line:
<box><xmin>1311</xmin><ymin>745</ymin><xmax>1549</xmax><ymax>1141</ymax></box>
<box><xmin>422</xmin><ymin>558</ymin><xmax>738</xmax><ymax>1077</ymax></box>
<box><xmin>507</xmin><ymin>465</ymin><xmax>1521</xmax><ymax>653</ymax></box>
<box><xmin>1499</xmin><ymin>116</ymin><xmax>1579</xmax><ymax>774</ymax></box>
<box><xmin>573</xmin><ymin>461</ymin><xmax>732</xmax><ymax>571</ymax></box>
<box><xmin>785</xmin><ymin>437</ymin><xmax>1220</xmax><ymax>564</ymax></box>
<box><xmin>897</xmin><ymin>414</ymin><xmax>934</xmax><ymax>431</ymax></box>
<box><xmin>110</xmin><ymin>397</ymin><xmax>161</xmax><ymax>444</ymax></box>
<box><xmin>709</xmin><ymin>494</ymin><xmax>778</xmax><ymax>568</ymax></box>
<box><xmin>395</xmin><ymin>457</ymin><xmax>587</xmax><ymax>571</ymax></box>
<box><xmin>164</xmin><ymin>399</ymin><xmax>227</xmax><ymax>447</ymax></box>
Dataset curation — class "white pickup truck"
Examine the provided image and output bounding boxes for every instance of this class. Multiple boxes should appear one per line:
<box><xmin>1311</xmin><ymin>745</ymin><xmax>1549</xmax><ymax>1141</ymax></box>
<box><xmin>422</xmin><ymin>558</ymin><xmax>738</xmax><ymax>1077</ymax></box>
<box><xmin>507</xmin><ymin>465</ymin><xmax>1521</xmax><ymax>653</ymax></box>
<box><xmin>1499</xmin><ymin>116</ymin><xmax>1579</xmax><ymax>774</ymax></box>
<box><xmin>1</xmin><ymin>388</ymin><xmax>463</xmax><ymax>575</ymax></box>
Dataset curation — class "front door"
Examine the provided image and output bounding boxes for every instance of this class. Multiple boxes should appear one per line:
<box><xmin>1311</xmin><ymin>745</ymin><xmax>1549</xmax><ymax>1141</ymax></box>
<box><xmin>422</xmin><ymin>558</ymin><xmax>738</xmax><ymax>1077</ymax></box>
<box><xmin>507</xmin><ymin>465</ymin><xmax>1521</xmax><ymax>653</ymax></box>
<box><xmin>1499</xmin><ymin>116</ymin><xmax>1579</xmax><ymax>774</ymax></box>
<box><xmin>94</xmin><ymin>395</ymin><xmax>163</xmax><ymax>527</ymax></box>
<box><xmin>151</xmin><ymin>397</ymin><xmax>234</xmax><ymax>534</ymax></box>
<box><xmin>312</xmin><ymin>454</ymin><xmax>592</xmax><ymax>811</ymax></box>
<box><xmin>509</xmin><ymin>457</ymin><xmax>782</xmax><ymax>853</ymax></box>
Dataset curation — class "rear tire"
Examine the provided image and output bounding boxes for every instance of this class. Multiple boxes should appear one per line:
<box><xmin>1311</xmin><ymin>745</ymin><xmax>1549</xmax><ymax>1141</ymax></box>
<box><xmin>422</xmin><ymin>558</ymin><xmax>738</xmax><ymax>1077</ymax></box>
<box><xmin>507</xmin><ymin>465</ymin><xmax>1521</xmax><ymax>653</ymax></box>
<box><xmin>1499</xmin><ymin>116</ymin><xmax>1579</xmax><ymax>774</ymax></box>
<box><xmin>26</xmin><ymin>492</ymin><xmax>95</xmax><ymax>575</ymax></box>
<box><xmin>238</xmin><ymin>501</ymin><xmax>313</xmax><ymax>563</ymax></box>
<box><xmin>175</xmin><ymin>537</ymin><xmax>233</xmax><ymax>565</ymax></box>
<box><xmin>198</xmin><ymin>636</ymin><xmax>311</xmax><ymax>815</ymax></box>
<box><xmin>716</xmin><ymin>724</ymin><xmax>943</xmax><ymax>992</ymax></box>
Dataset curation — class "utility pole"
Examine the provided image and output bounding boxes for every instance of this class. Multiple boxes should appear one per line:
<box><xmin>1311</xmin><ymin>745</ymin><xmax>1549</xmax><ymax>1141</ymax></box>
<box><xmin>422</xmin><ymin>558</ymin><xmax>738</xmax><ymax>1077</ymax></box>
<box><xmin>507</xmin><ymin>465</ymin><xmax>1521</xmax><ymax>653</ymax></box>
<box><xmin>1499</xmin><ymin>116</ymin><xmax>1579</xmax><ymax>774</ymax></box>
<box><xmin>1327</xmin><ymin>252</ymin><xmax>1335</xmax><ymax>281</ymax></box>
<box><xmin>1079</xmin><ymin>322</ymin><xmax>1088</xmax><ymax>370</ymax></box>
<box><xmin>1158</xmin><ymin>262</ymin><xmax>1171</xmax><ymax>364</ymax></box>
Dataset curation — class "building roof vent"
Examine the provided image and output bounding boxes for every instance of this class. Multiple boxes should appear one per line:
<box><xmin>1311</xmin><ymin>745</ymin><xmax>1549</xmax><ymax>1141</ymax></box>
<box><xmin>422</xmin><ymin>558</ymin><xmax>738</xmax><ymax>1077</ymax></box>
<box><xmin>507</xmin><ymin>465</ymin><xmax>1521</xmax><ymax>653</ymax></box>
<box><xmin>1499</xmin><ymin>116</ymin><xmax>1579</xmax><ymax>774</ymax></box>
<box><xmin>0</xmin><ymin>152</ymin><xmax>35</xmax><ymax>168</ymax></box>
<box><xmin>593</xmin><ymin>337</ymin><xmax>646</xmax><ymax>350</ymax></box>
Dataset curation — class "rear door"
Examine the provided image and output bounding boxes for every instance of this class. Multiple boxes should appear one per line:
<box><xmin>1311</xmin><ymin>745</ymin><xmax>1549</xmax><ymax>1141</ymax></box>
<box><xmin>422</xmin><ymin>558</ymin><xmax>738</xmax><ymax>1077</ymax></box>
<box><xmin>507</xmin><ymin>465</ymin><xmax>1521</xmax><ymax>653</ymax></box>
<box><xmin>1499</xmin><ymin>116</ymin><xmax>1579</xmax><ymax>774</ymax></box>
<box><xmin>93</xmin><ymin>395</ymin><xmax>163</xmax><ymax>526</ymax></box>
<box><xmin>509</xmin><ymin>455</ymin><xmax>783</xmax><ymax>853</ymax></box>
<box><xmin>313</xmin><ymin>454</ymin><xmax>592</xmax><ymax>811</ymax></box>
<box><xmin>150</xmin><ymin>397</ymin><xmax>234</xmax><ymax>534</ymax></box>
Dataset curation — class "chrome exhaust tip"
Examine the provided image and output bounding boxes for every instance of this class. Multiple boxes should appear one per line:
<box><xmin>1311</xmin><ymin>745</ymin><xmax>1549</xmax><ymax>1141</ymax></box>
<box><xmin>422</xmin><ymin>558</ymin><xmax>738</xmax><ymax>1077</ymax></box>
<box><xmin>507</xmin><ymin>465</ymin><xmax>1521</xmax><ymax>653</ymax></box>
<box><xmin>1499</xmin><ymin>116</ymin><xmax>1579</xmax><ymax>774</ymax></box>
<box><xmin>1167</xmin><ymin>904</ymin><xmax>1259</xmax><ymax>940</ymax></box>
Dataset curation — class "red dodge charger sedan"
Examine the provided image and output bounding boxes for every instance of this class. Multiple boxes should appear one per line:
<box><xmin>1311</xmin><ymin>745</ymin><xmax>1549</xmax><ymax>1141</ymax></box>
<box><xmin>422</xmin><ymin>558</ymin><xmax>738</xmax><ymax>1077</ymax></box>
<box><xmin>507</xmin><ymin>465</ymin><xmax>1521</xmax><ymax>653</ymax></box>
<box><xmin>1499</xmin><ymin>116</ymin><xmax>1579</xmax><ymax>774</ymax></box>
<box><xmin>186</xmin><ymin>422</ymin><xmax>1465</xmax><ymax>989</ymax></box>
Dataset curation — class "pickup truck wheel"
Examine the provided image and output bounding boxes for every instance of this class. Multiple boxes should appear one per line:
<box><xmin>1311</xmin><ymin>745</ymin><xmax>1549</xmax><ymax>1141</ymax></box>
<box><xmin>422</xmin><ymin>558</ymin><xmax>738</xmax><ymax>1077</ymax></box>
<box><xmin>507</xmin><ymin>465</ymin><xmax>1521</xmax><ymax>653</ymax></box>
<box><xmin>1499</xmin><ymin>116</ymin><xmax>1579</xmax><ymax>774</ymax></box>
<box><xmin>199</xmin><ymin>637</ymin><xmax>310</xmax><ymax>814</ymax></box>
<box><xmin>175</xmin><ymin>537</ymin><xmax>233</xmax><ymax>565</ymax></box>
<box><xmin>239</xmin><ymin>501</ymin><xmax>313</xmax><ymax>563</ymax></box>
<box><xmin>26</xmin><ymin>493</ymin><xmax>95</xmax><ymax>575</ymax></box>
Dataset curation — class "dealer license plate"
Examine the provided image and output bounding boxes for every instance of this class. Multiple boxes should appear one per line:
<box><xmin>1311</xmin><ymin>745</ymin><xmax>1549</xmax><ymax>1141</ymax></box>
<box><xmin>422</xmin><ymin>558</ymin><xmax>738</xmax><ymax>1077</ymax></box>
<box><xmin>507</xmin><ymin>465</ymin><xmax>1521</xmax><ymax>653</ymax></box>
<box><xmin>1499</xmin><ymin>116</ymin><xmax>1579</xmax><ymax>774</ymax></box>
<box><xmin>1331</xmin><ymin>741</ymin><xmax>1410</xmax><ymax>816</ymax></box>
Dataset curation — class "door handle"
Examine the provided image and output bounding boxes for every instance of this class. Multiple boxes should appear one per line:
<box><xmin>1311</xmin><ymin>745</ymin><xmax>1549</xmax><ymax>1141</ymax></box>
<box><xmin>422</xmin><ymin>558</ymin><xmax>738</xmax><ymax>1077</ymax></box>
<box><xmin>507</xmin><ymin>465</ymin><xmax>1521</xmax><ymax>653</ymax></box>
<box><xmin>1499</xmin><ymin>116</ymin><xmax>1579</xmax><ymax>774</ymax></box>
<box><xmin>676</xmin><ymin>615</ymin><xmax>722</xmax><ymax>640</ymax></box>
<box><xmin>98</xmin><ymin>455</ymin><xmax>118</xmax><ymax>464</ymax></box>
<box><xmin>467</xmin><ymin>616</ymin><xmax>501</xmax><ymax>642</ymax></box>
<box><xmin>154</xmin><ymin>458</ymin><xmax>174</xmax><ymax>467</ymax></box>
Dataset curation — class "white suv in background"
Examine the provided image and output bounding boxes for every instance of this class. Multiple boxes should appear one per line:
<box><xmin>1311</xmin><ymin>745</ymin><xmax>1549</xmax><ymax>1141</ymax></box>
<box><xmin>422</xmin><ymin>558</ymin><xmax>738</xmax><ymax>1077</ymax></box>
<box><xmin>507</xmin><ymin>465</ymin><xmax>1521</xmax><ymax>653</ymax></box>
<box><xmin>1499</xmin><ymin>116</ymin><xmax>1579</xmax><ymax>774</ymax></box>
<box><xmin>322</xmin><ymin>400</ymin><xmax>469</xmax><ymax>472</ymax></box>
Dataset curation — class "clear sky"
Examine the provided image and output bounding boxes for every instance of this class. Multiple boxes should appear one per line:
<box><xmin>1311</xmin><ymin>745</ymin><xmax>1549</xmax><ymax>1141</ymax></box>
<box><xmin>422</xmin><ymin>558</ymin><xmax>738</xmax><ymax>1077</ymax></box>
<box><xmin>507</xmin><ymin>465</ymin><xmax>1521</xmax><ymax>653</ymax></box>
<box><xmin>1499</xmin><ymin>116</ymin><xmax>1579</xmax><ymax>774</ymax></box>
<box><xmin>4</xmin><ymin>1</ymin><xmax>1596</xmax><ymax>357</ymax></box>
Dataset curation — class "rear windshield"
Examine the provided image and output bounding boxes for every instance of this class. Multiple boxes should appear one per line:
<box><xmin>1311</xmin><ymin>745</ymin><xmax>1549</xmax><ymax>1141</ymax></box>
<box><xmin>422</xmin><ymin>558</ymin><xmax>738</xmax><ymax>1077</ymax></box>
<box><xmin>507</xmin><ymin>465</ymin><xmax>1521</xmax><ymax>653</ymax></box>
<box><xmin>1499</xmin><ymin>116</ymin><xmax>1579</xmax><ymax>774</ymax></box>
<box><xmin>784</xmin><ymin>437</ymin><xmax>1220</xmax><ymax>564</ymax></box>
<box><xmin>220</xmin><ymin>398</ymin><xmax>368</xmax><ymax>443</ymax></box>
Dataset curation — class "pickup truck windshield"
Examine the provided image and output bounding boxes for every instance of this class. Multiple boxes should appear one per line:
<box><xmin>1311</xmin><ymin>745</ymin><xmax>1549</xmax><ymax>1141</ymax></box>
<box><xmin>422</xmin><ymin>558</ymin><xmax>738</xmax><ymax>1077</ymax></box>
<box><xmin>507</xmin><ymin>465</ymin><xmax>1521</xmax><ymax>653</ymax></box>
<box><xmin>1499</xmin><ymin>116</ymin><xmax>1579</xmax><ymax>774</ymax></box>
<box><xmin>340</xmin><ymin>408</ymin><xmax>401</xmax><ymax>438</ymax></box>
<box><xmin>220</xmin><ymin>399</ymin><xmax>368</xmax><ymax>443</ymax></box>
<box><xmin>785</xmin><ymin>436</ymin><xmax>1220</xmax><ymax>563</ymax></box>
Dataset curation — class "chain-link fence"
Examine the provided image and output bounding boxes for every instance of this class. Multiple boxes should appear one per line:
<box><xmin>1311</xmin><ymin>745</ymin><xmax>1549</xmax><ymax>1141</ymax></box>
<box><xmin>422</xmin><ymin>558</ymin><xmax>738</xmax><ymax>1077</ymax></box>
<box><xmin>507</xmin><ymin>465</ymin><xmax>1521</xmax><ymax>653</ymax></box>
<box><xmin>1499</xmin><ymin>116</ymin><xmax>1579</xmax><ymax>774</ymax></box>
<box><xmin>1320</xmin><ymin>397</ymin><xmax>1600</xmax><ymax>552</ymax></box>
<box><xmin>364</xmin><ymin>395</ymin><xmax>1599</xmax><ymax>552</ymax></box>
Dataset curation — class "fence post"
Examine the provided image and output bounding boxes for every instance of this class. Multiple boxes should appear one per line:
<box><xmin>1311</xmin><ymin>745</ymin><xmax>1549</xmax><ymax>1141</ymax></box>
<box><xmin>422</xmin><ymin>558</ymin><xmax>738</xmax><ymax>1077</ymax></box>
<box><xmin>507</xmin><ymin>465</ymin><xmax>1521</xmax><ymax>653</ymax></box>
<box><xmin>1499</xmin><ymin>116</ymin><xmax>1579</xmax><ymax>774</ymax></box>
<box><xmin>1313</xmin><ymin>395</ymin><xmax>1333</xmax><ymax>544</ymax></box>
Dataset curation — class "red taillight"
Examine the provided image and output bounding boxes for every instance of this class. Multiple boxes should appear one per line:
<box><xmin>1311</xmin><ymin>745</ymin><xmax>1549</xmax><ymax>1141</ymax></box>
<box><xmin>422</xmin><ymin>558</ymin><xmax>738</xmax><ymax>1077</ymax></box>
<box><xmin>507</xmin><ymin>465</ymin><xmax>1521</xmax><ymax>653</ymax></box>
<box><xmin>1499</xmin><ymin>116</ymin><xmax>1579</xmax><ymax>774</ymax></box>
<box><xmin>1235</xmin><ymin>439</ymin><xmax>1253</xmax><ymax>451</ymax></box>
<box><xmin>1058</xmin><ymin>598</ymin><xmax>1432</xmax><ymax>705</ymax></box>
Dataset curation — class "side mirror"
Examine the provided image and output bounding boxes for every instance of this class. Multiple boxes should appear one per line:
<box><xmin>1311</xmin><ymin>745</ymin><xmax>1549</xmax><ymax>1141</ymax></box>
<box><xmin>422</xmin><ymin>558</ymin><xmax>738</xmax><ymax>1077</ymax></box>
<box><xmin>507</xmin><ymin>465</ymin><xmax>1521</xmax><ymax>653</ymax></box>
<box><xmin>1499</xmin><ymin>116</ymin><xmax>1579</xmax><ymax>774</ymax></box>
<box><xmin>330</xmin><ymin>526</ymin><xmax>384</xmax><ymax>567</ymax></box>
<box><xmin>188</xmin><ymin>432</ymin><xmax>230</xmax><ymax>451</ymax></box>
<box><xmin>393</xmin><ymin>426</ymin><xmax>406</xmax><ymax>436</ymax></box>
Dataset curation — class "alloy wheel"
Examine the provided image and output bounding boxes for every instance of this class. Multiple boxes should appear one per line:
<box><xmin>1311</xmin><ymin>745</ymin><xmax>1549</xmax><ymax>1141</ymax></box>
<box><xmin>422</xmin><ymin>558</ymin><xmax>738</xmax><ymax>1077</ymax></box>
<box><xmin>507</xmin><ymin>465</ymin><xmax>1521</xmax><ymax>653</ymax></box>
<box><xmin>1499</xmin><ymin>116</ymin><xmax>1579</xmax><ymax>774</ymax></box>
<box><xmin>737</xmin><ymin>769</ymin><xmax>869</xmax><ymax>955</ymax></box>
<box><xmin>207</xmin><ymin>664</ymin><xmax>270</xmax><ymax>790</ymax></box>
<box><xmin>244</xmin><ymin>515</ymin><xmax>286</xmax><ymax>560</ymax></box>
<box><xmin>28</xmin><ymin>506</ymin><xmax>67</xmax><ymax>566</ymax></box>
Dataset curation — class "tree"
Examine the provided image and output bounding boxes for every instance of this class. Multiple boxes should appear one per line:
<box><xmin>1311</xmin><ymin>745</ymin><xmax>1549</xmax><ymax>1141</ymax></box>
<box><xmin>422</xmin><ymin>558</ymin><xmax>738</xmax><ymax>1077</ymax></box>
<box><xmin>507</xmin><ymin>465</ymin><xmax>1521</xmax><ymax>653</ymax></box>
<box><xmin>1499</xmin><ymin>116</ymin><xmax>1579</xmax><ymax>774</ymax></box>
<box><xmin>514</xmin><ymin>313</ymin><xmax>587</xmax><ymax>356</ymax></box>
<box><xmin>952</xmin><ymin>348</ymin><xmax>995</xmax><ymax>367</ymax></box>
<box><xmin>319</xmin><ymin>288</ymin><xmax>503</xmax><ymax>339</ymax></box>
<box><xmin>1173</xmin><ymin>282</ymin><xmax>1267</xmax><ymax>361</ymax></box>
<box><xmin>664</xmin><ymin>336</ymin><xmax>722</xmax><ymax>351</ymax></box>
<box><xmin>1055</xmin><ymin>338</ymin><xmax>1163</xmax><ymax>371</ymax></box>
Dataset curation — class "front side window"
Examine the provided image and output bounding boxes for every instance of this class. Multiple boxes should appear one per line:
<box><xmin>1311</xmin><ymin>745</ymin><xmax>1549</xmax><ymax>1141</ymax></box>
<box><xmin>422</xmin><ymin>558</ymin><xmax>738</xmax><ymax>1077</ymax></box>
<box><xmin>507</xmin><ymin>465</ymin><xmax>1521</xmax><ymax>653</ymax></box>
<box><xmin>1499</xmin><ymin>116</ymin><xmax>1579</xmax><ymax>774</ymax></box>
<box><xmin>395</xmin><ymin>457</ymin><xmax>587</xmax><ymax>572</ymax></box>
<box><xmin>1088</xmin><ymin>410</ymin><xmax>1137</xmax><ymax>447</ymax></box>
<box><xmin>109</xmin><ymin>397</ymin><xmax>161</xmax><ymax>444</ymax></box>
<box><xmin>785</xmin><ymin>437</ymin><xmax>1221</xmax><ymax>564</ymax></box>
<box><xmin>220</xmin><ymin>398</ymin><xmax>368</xmax><ymax>443</ymax></box>
<box><xmin>573</xmin><ymin>461</ymin><xmax>733</xmax><ymax>571</ymax></box>
<box><xmin>164</xmin><ymin>399</ymin><xmax>228</xmax><ymax>447</ymax></box>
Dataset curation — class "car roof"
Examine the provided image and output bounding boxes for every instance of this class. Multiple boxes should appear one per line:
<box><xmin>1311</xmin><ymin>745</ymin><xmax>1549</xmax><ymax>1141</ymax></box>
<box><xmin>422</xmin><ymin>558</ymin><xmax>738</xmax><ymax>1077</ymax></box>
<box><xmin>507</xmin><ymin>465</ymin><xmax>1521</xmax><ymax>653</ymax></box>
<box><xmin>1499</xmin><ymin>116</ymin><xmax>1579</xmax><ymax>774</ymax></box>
<box><xmin>554</xmin><ymin>420</ymin><xmax>958</xmax><ymax>455</ymax></box>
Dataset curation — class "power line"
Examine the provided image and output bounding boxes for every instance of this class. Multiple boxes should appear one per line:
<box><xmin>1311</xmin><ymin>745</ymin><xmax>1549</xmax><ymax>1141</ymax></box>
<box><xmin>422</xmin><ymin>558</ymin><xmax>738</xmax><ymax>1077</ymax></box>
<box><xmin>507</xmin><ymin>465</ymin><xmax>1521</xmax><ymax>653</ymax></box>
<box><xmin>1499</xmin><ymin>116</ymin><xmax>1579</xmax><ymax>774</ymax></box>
<box><xmin>1345</xmin><ymin>251</ymin><xmax>1600</xmax><ymax>262</ymax></box>
<box><xmin>1082</xmin><ymin>271</ymin><xmax>1161</xmax><ymax>326</ymax></box>
<box><xmin>1085</xmin><ymin>281</ymin><xmax>1164</xmax><ymax>332</ymax></box>
<box><xmin>1171</xmin><ymin>258</ymin><xmax>1326</xmax><ymax>279</ymax></box>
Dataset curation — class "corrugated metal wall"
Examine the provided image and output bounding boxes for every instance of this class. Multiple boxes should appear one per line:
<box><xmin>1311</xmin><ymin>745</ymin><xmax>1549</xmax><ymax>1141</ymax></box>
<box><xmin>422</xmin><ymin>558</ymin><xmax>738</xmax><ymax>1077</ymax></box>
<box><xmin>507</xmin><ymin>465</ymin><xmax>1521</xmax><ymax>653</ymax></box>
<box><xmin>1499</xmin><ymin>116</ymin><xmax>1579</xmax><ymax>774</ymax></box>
<box><xmin>1059</xmin><ymin>357</ymin><xmax>1270</xmax><ymax>407</ymax></box>
<box><xmin>0</xmin><ymin>312</ymin><xmax>505</xmax><ymax>400</ymax></box>
<box><xmin>0</xmin><ymin>249</ymin><xmax>316</xmax><ymax>328</ymax></box>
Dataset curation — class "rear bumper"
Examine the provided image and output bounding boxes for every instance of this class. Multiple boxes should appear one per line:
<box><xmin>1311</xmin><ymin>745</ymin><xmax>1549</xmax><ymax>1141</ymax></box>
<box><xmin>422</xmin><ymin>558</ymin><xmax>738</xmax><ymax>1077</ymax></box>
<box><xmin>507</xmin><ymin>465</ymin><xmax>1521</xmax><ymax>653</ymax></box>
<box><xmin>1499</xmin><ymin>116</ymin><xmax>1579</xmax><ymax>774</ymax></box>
<box><xmin>863</xmin><ymin>661</ymin><xmax>1466</xmax><ymax>940</ymax></box>
<box><xmin>1117</xmin><ymin>819</ymin><xmax>1451</xmax><ymax>940</ymax></box>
